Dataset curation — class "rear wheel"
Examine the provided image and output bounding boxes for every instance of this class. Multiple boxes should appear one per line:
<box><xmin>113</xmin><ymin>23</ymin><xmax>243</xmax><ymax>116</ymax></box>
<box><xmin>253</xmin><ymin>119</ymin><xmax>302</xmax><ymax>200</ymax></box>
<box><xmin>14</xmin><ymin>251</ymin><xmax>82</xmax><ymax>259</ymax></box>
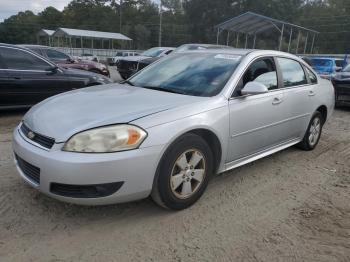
<box><xmin>151</xmin><ymin>133</ymin><xmax>214</xmax><ymax>210</ymax></box>
<box><xmin>297</xmin><ymin>111</ymin><xmax>323</xmax><ymax>151</ymax></box>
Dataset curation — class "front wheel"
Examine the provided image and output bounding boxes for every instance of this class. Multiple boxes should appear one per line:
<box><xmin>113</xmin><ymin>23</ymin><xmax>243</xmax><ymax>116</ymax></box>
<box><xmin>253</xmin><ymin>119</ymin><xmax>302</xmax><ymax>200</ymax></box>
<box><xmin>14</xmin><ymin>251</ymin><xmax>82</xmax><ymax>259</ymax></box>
<box><xmin>151</xmin><ymin>134</ymin><xmax>214</xmax><ymax>210</ymax></box>
<box><xmin>297</xmin><ymin>111</ymin><xmax>324</xmax><ymax>151</ymax></box>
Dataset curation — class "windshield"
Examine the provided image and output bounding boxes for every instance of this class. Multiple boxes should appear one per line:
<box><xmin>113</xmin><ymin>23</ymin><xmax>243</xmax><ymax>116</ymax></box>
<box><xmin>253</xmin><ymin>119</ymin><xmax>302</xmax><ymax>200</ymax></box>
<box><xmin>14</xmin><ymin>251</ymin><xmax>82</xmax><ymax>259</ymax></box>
<box><xmin>129</xmin><ymin>53</ymin><xmax>241</xmax><ymax>97</ymax></box>
<box><xmin>141</xmin><ymin>48</ymin><xmax>166</xmax><ymax>57</ymax></box>
<box><xmin>343</xmin><ymin>65</ymin><xmax>350</xmax><ymax>72</ymax></box>
<box><xmin>311</xmin><ymin>59</ymin><xmax>333</xmax><ymax>67</ymax></box>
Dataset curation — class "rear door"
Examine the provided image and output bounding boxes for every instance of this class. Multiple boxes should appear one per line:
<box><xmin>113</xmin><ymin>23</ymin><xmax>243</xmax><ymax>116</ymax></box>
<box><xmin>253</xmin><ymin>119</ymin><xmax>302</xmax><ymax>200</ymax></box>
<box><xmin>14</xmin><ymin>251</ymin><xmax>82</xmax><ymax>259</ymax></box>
<box><xmin>275</xmin><ymin>57</ymin><xmax>316</xmax><ymax>139</ymax></box>
<box><xmin>0</xmin><ymin>46</ymin><xmax>73</xmax><ymax>106</ymax></box>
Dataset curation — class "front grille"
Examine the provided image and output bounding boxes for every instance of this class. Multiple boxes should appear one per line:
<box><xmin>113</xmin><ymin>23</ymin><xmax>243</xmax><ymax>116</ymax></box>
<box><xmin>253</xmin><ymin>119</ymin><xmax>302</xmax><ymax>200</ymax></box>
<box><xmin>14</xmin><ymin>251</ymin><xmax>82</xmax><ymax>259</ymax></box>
<box><xmin>50</xmin><ymin>182</ymin><xmax>124</xmax><ymax>198</ymax></box>
<box><xmin>20</xmin><ymin>123</ymin><xmax>55</xmax><ymax>149</ymax></box>
<box><xmin>15</xmin><ymin>154</ymin><xmax>40</xmax><ymax>184</ymax></box>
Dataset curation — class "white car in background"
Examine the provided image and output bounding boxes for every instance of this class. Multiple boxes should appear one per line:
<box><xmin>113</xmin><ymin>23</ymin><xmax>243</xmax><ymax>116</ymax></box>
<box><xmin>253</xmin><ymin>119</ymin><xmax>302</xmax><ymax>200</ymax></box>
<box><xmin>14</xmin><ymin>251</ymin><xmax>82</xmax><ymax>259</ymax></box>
<box><xmin>108</xmin><ymin>51</ymin><xmax>140</xmax><ymax>66</ymax></box>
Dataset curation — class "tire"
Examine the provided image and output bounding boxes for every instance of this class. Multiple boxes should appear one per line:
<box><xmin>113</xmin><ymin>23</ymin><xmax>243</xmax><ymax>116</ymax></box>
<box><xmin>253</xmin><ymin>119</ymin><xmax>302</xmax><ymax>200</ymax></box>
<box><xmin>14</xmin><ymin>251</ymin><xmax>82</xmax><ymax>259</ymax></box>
<box><xmin>297</xmin><ymin>111</ymin><xmax>324</xmax><ymax>151</ymax></box>
<box><xmin>151</xmin><ymin>133</ymin><xmax>214</xmax><ymax>210</ymax></box>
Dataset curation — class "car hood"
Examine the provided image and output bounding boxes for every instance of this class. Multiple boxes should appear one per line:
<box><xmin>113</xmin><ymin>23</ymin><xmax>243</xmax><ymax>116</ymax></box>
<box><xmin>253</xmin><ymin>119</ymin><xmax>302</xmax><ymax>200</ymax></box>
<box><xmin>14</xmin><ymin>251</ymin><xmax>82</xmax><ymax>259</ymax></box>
<box><xmin>333</xmin><ymin>72</ymin><xmax>350</xmax><ymax>81</ymax></box>
<box><xmin>23</xmin><ymin>84</ymin><xmax>205</xmax><ymax>142</ymax></box>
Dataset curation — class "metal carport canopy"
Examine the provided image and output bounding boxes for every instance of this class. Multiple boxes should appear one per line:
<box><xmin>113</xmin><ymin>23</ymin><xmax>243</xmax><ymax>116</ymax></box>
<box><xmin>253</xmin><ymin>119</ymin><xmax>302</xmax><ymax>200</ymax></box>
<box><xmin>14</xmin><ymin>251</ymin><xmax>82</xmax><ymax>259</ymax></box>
<box><xmin>215</xmin><ymin>12</ymin><xmax>319</xmax><ymax>53</ymax></box>
<box><xmin>53</xmin><ymin>28</ymin><xmax>132</xmax><ymax>41</ymax></box>
<box><xmin>37</xmin><ymin>29</ymin><xmax>55</xmax><ymax>37</ymax></box>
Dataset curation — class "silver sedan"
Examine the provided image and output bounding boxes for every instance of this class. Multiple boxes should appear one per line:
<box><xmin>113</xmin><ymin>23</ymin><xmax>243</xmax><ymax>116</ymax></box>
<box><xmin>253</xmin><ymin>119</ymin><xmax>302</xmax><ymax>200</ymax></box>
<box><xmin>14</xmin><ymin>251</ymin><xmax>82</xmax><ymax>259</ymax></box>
<box><xmin>13</xmin><ymin>49</ymin><xmax>335</xmax><ymax>210</ymax></box>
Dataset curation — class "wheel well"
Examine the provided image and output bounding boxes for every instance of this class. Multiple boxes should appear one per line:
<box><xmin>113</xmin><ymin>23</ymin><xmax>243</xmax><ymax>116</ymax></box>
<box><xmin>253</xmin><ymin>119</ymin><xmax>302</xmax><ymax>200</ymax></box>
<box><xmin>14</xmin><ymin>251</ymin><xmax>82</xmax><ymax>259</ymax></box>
<box><xmin>187</xmin><ymin>129</ymin><xmax>222</xmax><ymax>173</ymax></box>
<box><xmin>317</xmin><ymin>105</ymin><xmax>327</xmax><ymax>123</ymax></box>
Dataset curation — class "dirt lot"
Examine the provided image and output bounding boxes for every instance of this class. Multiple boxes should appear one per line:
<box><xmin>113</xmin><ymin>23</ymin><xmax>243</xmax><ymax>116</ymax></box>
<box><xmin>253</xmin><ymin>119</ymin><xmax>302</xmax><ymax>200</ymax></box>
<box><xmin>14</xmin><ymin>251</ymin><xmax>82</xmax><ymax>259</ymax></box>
<box><xmin>0</xmin><ymin>109</ymin><xmax>349</xmax><ymax>262</ymax></box>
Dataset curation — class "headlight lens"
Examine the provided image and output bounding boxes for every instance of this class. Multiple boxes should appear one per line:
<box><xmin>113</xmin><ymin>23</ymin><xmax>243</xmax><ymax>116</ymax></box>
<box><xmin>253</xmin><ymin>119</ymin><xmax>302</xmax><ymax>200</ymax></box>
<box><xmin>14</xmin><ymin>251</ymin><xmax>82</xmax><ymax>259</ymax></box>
<box><xmin>63</xmin><ymin>125</ymin><xmax>147</xmax><ymax>153</ymax></box>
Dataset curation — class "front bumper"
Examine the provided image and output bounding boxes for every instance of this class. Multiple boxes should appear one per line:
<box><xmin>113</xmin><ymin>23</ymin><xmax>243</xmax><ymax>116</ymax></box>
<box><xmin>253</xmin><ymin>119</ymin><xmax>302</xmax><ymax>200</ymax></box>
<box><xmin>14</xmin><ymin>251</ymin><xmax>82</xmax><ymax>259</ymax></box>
<box><xmin>12</xmin><ymin>126</ymin><xmax>163</xmax><ymax>205</ymax></box>
<box><xmin>333</xmin><ymin>82</ymin><xmax>350</xmax><ymax>106</ymax></box>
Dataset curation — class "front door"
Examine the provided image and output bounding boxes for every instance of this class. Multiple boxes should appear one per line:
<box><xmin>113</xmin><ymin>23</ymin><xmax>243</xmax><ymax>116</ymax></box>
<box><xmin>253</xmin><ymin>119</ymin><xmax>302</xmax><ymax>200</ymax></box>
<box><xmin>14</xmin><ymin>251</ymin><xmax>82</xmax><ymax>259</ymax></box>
<box><xmin>227</xmin><ymin>57</ymin><xmax>291</xmax><ymax>163</ymax></box>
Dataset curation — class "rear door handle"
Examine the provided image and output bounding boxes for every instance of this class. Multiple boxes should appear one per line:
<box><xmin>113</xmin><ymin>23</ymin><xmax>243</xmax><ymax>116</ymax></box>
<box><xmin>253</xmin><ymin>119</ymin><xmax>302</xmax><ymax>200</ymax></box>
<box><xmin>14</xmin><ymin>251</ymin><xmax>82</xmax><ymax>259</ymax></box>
<box><xmin>308</xmin><ymin>90</ymin><xmax>316</xmax><ymax>97</ymax></box>
<box><xmin>13</xmin><ymin>76</ymin><xmax>21</xmax><ymax>80</ymax></box>
<box><xmin>272</xmin><ymin>97</ymin><xmax>283</xmax><ymax>105</ymax></box>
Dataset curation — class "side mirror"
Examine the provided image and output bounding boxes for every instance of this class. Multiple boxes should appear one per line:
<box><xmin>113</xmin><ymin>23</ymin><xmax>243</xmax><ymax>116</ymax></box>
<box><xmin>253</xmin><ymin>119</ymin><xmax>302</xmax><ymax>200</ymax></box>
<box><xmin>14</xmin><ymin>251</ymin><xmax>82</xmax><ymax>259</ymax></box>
<box><xmin>46</xmin><ymin>65</ymin><xmax>58</xmax><ymax>73</ymax></box>
<box><xmin>335</xmin><ymin>67</ymin><xmax>342</xmax><ymax>72</ymax></box>
<box><xmin>241</xmin><ymin>82</ymin><xmax>268</xmax><ymax>95</ymax></box>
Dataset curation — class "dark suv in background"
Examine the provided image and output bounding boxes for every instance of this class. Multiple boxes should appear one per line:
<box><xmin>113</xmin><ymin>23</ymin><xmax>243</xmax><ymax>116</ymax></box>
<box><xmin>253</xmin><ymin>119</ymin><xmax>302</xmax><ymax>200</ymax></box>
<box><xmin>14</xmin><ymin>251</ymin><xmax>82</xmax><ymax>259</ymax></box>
<box><xmin>0</xmin><ymin>43</ymin><xmax>112</xmax><ymax>109</ymax></box>
<box><xmin>21</xmin><ymin>45</ymin><xmax>110</xmax><ymax>77</ymax></box>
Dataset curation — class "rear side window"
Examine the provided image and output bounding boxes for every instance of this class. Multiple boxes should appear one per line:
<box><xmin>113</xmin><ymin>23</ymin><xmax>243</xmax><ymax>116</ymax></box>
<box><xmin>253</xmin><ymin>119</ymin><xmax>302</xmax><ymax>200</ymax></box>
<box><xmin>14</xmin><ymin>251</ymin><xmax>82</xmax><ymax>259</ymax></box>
<box><xmin>46</xmin><ymin>49</ymin><xmax>70</xmax><ymax>60</ymax></box>
<box><xmin>305</xmin><ymin>67</ymin><xmax>317</xmax><ymax>84</ymax></box>
<box><xmin>277</xmin><ymin>57</ymin><xmax>307</xmax><ymax>87</ymax></box>
<box><xmin>0</xmin><ymin>47</ymin><xmax>51</xmax><ymax>70</ymax></box>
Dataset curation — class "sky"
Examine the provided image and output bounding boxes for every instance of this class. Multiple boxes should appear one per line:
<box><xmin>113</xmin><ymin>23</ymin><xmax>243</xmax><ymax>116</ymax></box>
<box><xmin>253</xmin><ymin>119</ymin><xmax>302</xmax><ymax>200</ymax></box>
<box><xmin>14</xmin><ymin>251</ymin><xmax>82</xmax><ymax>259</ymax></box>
<box><xmin>0</xmin><ymin>0</ymin><xmax>71</xmax><ymax>22</ymax></box>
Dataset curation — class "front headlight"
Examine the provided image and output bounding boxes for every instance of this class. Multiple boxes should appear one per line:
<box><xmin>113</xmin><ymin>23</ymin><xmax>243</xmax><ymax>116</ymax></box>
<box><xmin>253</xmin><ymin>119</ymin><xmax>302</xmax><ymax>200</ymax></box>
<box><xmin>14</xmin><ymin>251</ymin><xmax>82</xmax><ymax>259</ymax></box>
<box><xmin>63</xmin><ymin>125</ymin><xmax>147</xmax><ymax>153</ymax></box>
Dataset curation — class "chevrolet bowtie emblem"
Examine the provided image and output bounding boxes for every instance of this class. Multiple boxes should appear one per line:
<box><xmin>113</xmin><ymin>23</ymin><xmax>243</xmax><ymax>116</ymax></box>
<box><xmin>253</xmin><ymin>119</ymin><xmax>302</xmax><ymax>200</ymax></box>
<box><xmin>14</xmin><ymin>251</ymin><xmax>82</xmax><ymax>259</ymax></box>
<box><xmin>27</xmin><ymin>131</ymin><xmax>35</xmax><ymax>139</ymax></box>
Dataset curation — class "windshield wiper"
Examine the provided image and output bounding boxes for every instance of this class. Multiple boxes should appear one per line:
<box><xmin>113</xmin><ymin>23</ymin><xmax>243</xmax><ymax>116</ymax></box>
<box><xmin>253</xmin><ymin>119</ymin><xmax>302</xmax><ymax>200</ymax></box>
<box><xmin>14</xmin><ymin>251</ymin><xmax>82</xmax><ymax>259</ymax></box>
<box><xmin>141</xmin><ymin>86</ymin><xmax>186</xmax><ymax>95</ymax></box>
<box><xmin>122</xmin><ymin>80</ymin><xmax>134</xmax><ymax>86</ymax></box>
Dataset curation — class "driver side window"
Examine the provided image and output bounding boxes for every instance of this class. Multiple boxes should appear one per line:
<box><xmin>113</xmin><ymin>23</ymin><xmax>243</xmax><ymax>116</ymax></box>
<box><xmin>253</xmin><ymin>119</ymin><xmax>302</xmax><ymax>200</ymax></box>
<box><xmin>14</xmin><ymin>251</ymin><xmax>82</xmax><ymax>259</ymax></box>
<box><xmin>233</xmin><ymin>57</ymin><xmax>278</xmax><ymax>96</ymax></box>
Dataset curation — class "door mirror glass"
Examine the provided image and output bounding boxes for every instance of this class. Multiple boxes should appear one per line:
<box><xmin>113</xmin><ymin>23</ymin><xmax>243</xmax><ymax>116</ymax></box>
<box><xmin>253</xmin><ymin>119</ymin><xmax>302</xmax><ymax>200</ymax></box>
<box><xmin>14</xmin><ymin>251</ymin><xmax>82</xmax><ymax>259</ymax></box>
<box><xmin>241</xmin><ymin>82</ymin><xmax>268</xmax><ymax>95</ymax></box>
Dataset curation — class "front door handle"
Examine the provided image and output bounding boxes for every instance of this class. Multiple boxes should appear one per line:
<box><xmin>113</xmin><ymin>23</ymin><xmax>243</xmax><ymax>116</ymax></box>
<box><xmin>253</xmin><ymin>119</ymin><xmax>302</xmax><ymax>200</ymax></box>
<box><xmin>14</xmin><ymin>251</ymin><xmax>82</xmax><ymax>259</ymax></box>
<box><xmin>308</xmin><ymin>90</ymin><xmax>316</xmax><ymax>97</ymax></box>
<box><xmin>272</xmin><ymin>97</ymin><xmax>283</xmax><ymax>105</ymax></box>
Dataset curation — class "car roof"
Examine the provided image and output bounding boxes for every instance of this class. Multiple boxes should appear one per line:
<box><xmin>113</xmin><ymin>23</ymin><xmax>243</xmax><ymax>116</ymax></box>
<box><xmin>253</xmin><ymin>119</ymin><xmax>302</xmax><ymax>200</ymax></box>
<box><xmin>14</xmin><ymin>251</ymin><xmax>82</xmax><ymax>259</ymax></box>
<box><xmin>178</xmin><ymin>49</ymin><xmax>307</xmax><ymax>62</ymax></box>
<box><xmin>179</xmin><ymin>48</ymin><xmax>253</xmax><ymax>56</ymax></box>
<box><xmin>0</xmin><ymin>43</ymin><xmax>45</xmax><ymax>52</ymax></box>
<box><xmin>18</xmin><ymin>44</ymin><xmax>54</xmax><ymax>49</ymax></box>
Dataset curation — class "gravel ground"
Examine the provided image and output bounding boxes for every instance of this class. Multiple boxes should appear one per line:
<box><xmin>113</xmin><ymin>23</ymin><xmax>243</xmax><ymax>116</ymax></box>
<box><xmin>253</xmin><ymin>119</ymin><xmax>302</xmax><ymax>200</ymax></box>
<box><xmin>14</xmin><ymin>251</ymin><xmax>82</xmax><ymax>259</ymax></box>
<box><xmin>0</xmin><ymin>108</ymin><xmax>349</xmax><ymax>262</ymax></box>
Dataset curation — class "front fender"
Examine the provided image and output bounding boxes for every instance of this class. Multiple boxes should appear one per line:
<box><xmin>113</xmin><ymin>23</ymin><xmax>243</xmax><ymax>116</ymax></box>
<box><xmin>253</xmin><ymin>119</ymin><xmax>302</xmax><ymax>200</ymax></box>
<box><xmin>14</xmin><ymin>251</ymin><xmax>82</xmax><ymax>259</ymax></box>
<box><xmin>135</xmin><ymin>106</ymin><xmax>230</xmax><ymax>173</ymax></box>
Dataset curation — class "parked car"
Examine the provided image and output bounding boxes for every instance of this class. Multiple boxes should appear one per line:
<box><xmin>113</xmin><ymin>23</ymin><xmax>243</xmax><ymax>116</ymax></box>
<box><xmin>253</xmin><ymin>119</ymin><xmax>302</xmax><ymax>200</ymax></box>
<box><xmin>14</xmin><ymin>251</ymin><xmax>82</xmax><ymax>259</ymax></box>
<box><xmin>117</xmin><ymin>47</ymin><xmax>174</xmax><ymax>79</ymax></box>
<box><xmin>78</xmin><ymin>53</ymin><xmax>99</xmax><ymax>62</ymax></box>
<box><xmin>332</xmin><ymin>64</ymin><xmax>350</xmax><ymax>107</ymax></box>
<box><xmin>107</xmin><ymin>51</ymin><xmax>139</xmax><ymax>66</ymax></box>
<box><xmin>0</xmin><ymin>43</ymin><xmax>112</xmax><ymax>109</ymax></box>
<box><xmin>308</xmin><ymin>57</ymin><xmax>343</xmax><ymax>79</ymax></box>
<box><xmin>21</xmin><ymin>45</ymin><xmax>110</xmax><ymax>77</ymax></box>
<box><xmin>136</xmin><ymin>43</ymin><xmax>234</xmax><ymax>73</ymax></box>
<box><xmin>13</xmin><ymin>49</ymin><xmax>334</xmax><ymax>210</ymax></box>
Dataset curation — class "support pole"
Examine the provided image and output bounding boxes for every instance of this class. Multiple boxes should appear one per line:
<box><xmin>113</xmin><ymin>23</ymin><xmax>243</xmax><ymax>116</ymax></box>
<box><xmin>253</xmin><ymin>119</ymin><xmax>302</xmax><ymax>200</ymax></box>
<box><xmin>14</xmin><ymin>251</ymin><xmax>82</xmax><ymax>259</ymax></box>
<box><xmin>216</xmin><ymin>28</ymin><xmax>220</xmax><ymax>44</ymax></box>
<box><xmin>310</xmin><ymin>34</ymin><xmax>316</xmax><ymax>54</ymax></box>
<box><xmin>236</xmin><ymin>33</ymin><xmax>239</xmax><ymax>48</ymax></box>
<box><xmin>226</xmin><ymin>31</ymin><xmax>230</xmax><ymax>46</ymax></box>
<box><xmin>244</xmin><ymin>34</ymin><xmax>248</xmax><ymax>49</ymax></box>
<box><xmin>159</xmin><ymin>0</ymin><xmax>162</xmax><ymax>47</ymax></box>
<box><xmin>279</xmin><ymin>23</ymin><xmax>285</xmax><ymax>51</ymax></box>
<box><xmin>288</xmin><ymin>27</ymin><xmax>293</xmax><ymax>53</ymax></box>
<box><xmin>253</xmin><ymin>34</ymin><xmax>257</xmax><ymax>49</ymax></box>
<box><xmin>296</xmin><ymin>31</ymin><xmax>301</xmax><ymax>54</ymax></box>
<box><xmin>304</xmin><ymin>32</ymin><xmax>309</xmax><ymax>54</ymax></box>
<box><xmin>92</xmin><ymin>38</ymin><xmax>94</xmax><ymax>49</ymax></box>
<box><xmin>81</xmin><ymin>37</ymin><xmax>83</xmax><ymax>49</ymax></box>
